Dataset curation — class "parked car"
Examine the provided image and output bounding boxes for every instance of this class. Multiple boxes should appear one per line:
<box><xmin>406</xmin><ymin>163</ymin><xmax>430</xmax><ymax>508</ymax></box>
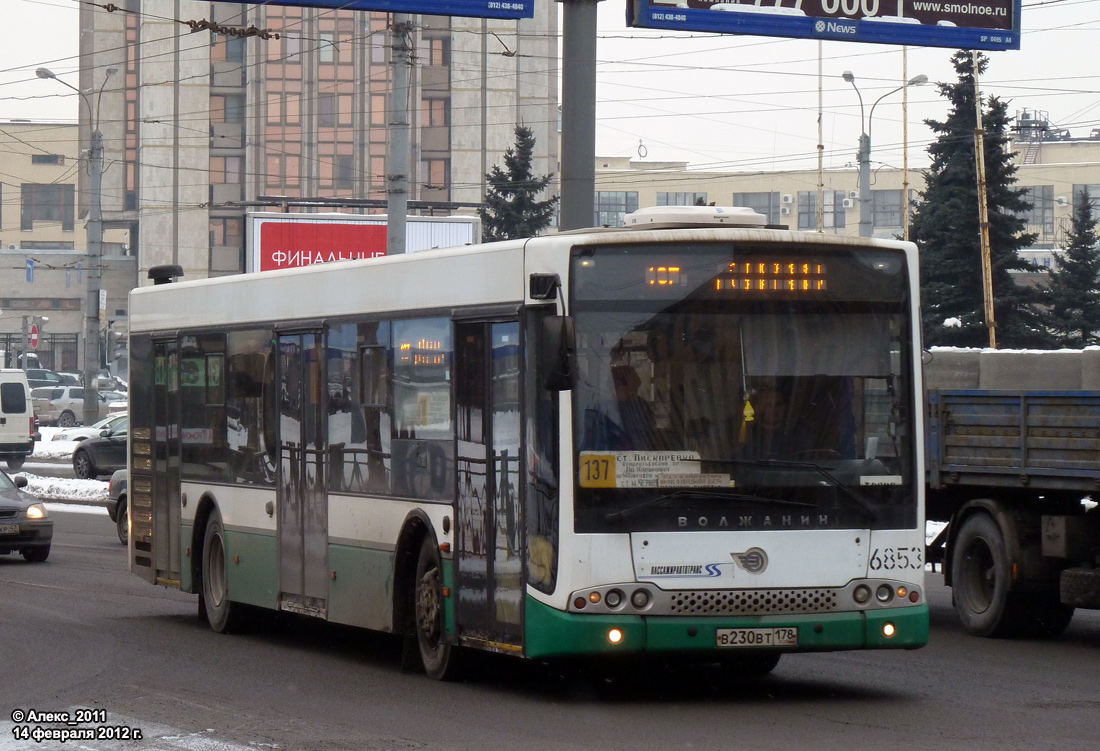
<box><xmin>0</xmin><ymin>369</ymin><xmax>35</xmax><ymax>470</ymax></box>
<box><xmin>72</xmin><ymin>417</ymin><xmax>128</xmax><ymax>479</ymax></box>
<box><xmin>107</xmin><ymin>468</ymin><xmax>127</xmax><ymax>544</ymax></box>
<box><xmin>25</xmin><ymin>368</ymin><xmax>68</xmax><ymax>390</ymax></box>
<box><xmin>30</xmin><ymin>386</ymin><xmax>111</xmax><ymax>427</ymax></box>
<box><xmin>0</xmin><ymin>469</ymin><xmax>52</xmax><ymax>562</ymax></box>
<box><xmin>51</xmin><ymin>413</ymin><xmax>129</xmax><ymax>443</ymax></box>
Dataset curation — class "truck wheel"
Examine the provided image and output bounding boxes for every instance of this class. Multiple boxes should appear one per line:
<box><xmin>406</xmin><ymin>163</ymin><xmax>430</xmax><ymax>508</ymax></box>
<box><xmin>6</xmin><ymin>456</ymin><xmax>25</xmax><ymax>470</ymax></box>
<box><xmin>951</xmin><ymin>512</ymin><xmax>1031</xmax><ymax>637</ymax></box>
<box><xmin>413</xmin><ymin>536</ymin><xmax>461</xmax><ymax>680</ymax></box>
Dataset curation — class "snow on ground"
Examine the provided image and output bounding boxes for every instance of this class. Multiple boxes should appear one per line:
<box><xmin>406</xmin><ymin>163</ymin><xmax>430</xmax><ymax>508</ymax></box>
<box><xmin>11</xmin><ymin>427</ymin><xmax>108</xmax><ymax>506</ymax></box>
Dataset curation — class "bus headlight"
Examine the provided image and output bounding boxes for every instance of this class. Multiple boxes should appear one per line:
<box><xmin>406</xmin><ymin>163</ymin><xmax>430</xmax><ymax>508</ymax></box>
<box><xmin>882</xmin><ymin>622</ymin><xmax>897</xmax><ymax>638</ymax></box>
<box><xmin>853</xmin><ymin>584</ymin><xmax>871</xmax><ymax>604</ymax></box>
<box><xmin>876</xmin><ymin>584</ymin><xmax>894</xmax><ymax>603</ymax></box>
<box><xmin>630</xmin><ymin>589</ymin><xmax>651</xmax><ymax>609</ymax></box>
<box><xmin>605</xmin><ymin>589</ymin><xmax>623</xmax><ymax>608</ymax></box>
<box><xmin>608</xmin><ymin>628</ymin><xmax>624</xmax><ymax>644</ymax></box>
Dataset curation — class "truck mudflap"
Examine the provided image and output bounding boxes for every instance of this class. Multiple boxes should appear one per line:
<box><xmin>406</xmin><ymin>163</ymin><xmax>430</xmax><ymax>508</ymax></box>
<box><xmin>1061</xmin><ymin>568</ymin><xmax>1100</xmax><ymax>609</ymax></box>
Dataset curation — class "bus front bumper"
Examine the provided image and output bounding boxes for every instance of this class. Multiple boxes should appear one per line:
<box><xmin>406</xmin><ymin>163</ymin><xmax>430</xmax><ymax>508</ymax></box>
<box><xmin>524</xmin><ymin>595</ymin><xmax>928</xmax><ymax>659</ymax></box>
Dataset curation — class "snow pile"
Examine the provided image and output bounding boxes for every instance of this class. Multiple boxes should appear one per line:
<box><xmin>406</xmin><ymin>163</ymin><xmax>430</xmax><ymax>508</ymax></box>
<box><xmin>19</xmin><ymin>471</ymin><xmax>108</xmax><ymax>503</ymax></box>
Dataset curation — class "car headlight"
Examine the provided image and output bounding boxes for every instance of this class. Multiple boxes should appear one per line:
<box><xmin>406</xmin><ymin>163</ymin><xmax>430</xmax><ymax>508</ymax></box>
<box><xmin>26</xmin><ymin>504</ymin><xmax>47</xmax><ymax>520</ymax></box>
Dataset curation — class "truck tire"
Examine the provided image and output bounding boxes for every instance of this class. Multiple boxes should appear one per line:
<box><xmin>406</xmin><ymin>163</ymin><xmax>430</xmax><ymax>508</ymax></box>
<box><xmin>951</xmin><ymin>512</ymin><xmax>1033</xmax><ymax>638</ymax></box>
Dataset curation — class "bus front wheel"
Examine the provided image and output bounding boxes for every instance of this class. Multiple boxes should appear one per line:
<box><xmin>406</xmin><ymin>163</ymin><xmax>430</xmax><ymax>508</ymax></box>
<box><xmin>201</xmin><ymin>511</ymin><xmax>245</xmax><ymax>633</ymax></box>
<box><xmin>414</xmin><ymin>536</ymin><xmax>460</xmax><ymax>680</ymax></box>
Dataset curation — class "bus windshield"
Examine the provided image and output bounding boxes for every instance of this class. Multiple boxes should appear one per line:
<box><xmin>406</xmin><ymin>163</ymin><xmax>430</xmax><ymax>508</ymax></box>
<box><xmin>570</xmin><ymin>242</ymin><xmax>916</xmax><ymax>533</ymax></box>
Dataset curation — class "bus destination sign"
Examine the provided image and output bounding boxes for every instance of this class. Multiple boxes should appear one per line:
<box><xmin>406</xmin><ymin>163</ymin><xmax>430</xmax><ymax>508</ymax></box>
<box><xmin>213</xmin><ymin>0</ymin><xmax>534</xmax><ymax>21</ymax></box>
<box><xmin>628</xmin><ymin>0</ymin><xmax>1020</xmax><ymax>51</ymax></box>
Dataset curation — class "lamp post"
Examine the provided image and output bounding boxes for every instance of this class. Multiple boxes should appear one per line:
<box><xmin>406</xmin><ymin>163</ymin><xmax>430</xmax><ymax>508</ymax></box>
<box><xmin>842</xmin><ymin>71</ymin><xmax>928</xmax><ymax>238</ymax></box>
<box><xmin>37</xmin><ymin>65</ymin><xmax>116</xmax><ymax>425</ymax></box>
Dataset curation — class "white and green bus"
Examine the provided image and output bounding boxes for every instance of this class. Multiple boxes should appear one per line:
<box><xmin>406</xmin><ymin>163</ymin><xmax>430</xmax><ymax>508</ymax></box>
<box><xmin>127</xmin><ymin>206</ymin><xmax>927</xmax><ymax>679</ymax></box>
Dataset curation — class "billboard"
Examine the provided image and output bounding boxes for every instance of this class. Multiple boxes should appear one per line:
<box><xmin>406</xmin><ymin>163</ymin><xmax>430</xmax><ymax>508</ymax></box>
<box><xmin>213</xmin><ymin>0</ymin><xmax>534</xmax><ymax>20</ymax></box>
<box><xmin>628</xmin><ymin>0</ymin><xmax>1021</xmax><ymax>50</ymax></box>
<box><xmin>248</xmin><ymin>213</ymin><xmax>481</xmax><ymax>273</ymax></box>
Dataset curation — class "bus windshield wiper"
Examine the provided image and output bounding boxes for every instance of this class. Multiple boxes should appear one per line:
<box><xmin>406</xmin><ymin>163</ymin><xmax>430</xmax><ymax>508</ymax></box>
<box><xmin>713</xmin><ymin>458</ymin><xmax>881</xmax><ymax>521</ymax></box>
<box><xmin>604</xmin><ymin>489</ymin><xmax>815</xmax><ymax>522</ymax></box>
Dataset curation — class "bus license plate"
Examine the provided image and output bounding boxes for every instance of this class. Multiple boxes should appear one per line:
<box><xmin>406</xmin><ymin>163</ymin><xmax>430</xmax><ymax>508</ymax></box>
<box><xmin>716</xmin><ymin>627</ymin><xmax>798</xmax><ymax>648</ymax></box>
<box><xmin>0</xmin><ymin>523</ymin><xmax>19</xmax><ymax>534</ymax></box>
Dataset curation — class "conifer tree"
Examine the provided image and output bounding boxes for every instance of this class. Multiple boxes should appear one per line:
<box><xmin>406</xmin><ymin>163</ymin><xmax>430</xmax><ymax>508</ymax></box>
<box><xmin>1042</xmin><ymin>188</ymin><xmax>1100</xmax><ymax>346</ymax></box>
<box><xmin>911</xmin><ymin>51</ymin><xmax>1050</xmax><ymax>348</ymax></box>
<box><xmin>479</xmin><ymin>125</ymin><xmax>558</xmax><ymax>241</ymax></box>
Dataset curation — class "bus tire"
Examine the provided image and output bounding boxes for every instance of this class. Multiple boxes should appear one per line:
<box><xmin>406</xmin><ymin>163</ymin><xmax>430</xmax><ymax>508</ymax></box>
<box><xmin>201</xmin><ymin>511</ymin><xmax>245</xmax><ymax>633</ymax></box>
<box><xmin>951</xmin><ymin>512</ymin><xmax>1031</xmax><ymax>637</ymax></box>
<box><xmin>414</xmin><ymin>536</ymin><xmax>460</xmax><ymax>680</ymax></box>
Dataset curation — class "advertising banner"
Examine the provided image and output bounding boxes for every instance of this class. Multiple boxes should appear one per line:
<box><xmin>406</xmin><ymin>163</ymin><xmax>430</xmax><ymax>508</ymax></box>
<box><xmin>628</xmin><ymin>0</ymin><xmax>1020</xmax><ymax>50</ymax></box>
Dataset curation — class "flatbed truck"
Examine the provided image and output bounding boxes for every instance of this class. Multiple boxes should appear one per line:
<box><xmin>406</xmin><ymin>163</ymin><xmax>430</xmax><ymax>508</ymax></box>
<box><xmin>925</xmin><ymin>347</ymin><xmax>1100</xmax><ymax>637</ymax></box>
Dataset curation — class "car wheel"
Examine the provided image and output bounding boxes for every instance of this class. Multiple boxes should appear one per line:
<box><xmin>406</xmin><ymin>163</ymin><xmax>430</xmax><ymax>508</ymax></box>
<box><xmin>5</xmin><ymin>456</ymin><xmax>25</xmax><ymax>470</ymax></box>
<box><xmin>116</xmin><ymin>496</ymin><xmax>128</xmax><ymax>545</ymax></box>
<box><xmin>58</xmin><ymin>411</ymin><xmax>77</xmax><ymax>428</ymax></box>
<box><xmin>73</xmin><ymin>449</ymin><xmax>96</xmax><ymax>479</ymax></box>
<box><xmin>22</xmin><ymin>545</ymin><xmax>50</xmax><ymax>563</ymax></box>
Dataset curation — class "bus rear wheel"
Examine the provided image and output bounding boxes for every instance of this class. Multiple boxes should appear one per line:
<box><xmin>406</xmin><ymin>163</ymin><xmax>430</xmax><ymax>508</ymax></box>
<box><xmin>414</xmin><ymin>537</ymin><xmax>460</xmax><ymax>680</ymax></box>
<box><xmin>201</xmin><ymin>511</ymin><xmax>246</xmax><ymax>633</ymax></box>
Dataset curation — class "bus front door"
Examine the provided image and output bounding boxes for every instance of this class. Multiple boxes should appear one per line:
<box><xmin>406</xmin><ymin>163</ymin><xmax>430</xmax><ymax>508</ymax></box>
<box><xmin>276</xmin><ymin>332</ymin><xmax>328</xmax><ymax>617</ymax></box>
<box><xmin>455</xmin><ymin>321</ymin><xmax>523</xmax><ymax>651</ymax></box>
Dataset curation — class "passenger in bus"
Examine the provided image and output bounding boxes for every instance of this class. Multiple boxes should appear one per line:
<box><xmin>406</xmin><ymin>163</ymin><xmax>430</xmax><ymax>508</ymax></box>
<box><xmin>607</xmin><ymin>364</ymin><xmax>656</xmax><ymax>450</ymax></box>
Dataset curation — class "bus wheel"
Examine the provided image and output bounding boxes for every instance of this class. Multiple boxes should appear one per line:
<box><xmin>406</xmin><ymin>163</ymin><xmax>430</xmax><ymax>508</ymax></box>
<box><xmin>414</xmin><ymin>537</ymin><xmax>460</xmax><ymax>680</ymax></box>
<box><xmin>202</xmin><ymin>511</ymin><xmax>244</xmax><ymax>633</ymax></box>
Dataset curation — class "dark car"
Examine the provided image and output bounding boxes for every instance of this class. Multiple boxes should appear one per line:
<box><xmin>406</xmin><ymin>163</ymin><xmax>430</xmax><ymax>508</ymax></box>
<box><xmin>107</xmin><ymin>468</ymin><xmax>127</xmax><ymax>544</ymax></box>
<box><xmin>0</xmin><ymin>470</ymin><xmax>52</xmax><ymax>562</ymax></box>
<box><xmin>24</xmin><ymin>368</ymin><xmax>68</xmax><ymax>391</ymax></box>
<box><xmin>72</xmin><ymin>417</ymin><xmax>128</xmax><ymax>479</ymax></box>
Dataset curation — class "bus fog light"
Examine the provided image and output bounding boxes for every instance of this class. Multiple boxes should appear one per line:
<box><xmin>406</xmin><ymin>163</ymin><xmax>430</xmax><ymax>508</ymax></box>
<box><xmin>588</xmin><ymin>591</ymin><xmax>602</xmax><ymax>604</ymax></box>
<box><xmin>882</xmin><ymin>622</ymin><xmax>896</xmax><ymax>638</ymax></box>
<box><xmin>605</xmin><ymin>589</ymin><xmax>623</xmax><ymax>608</ymax></box>
<box><xmin>573</xmin><ymin>597</ymin><xmax>587</xmax><ymax>610</ymax></box>
<box><xmin>608</xmin><ymin>628</ymin><xmax>624</xmax><ymax>644</ymax></box>
<box><xmin>909</xmin><ymin>590</ymin><xmax>920</xmax><ymax>603</ymax></box>
<box><xmin>630</xmin><ymin>589</ymin><xmax>650</xmax><ymax>609</ymax></box>
<box><xmin>876</xmin><ymin>584</ymin><xmax>893</xmax><ymax>603</ymax></box>
<box><xmin>853</xmin><ymin>584</ymin><xmax>871</xmax><ymax>604</ymax></box>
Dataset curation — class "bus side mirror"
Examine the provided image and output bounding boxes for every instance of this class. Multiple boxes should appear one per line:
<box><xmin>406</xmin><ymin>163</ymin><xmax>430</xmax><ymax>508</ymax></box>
<box><xmin>542</xmin><ymin>316</ymin><xmax>575</xmax><ymax>392</ymax></box>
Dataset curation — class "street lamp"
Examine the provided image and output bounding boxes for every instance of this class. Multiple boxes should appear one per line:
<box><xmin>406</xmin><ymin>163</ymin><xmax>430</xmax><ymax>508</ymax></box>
<box><xmin>37</xmin><ymin>65</ymin><xmax>117</xmax><ymax>425</ymax></box>
<box><xmin>842</xmin><ymin>71</ymin><xmax>928</xmax><ymax>238</ymax></box>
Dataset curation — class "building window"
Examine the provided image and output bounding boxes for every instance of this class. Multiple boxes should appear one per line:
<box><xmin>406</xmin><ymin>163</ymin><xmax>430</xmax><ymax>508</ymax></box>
<box><xmin>226</xmin><ymin>35</ymin><xmax>245</xmax><ymax>64</ymax></box>
<box><xmin>371</xmin><ymin>30</ymin><xmax>387</xmax><ymax>64</ymax></box>
<box><xmin>31</xmin><ymin>154</ymin><xmax>64</xmax><ymax>165</ymax></box>
<box><xmin>319</xmin><ymin>93</ymin><xmax>336</xmax><ymax>127</ymax></box>
<box><xmin>320</xmin><ymin>32</ymin><xmax>337</xmax><ymax>64</ymax></box>
<box><xmin>797</xmin><ymin>191</ymin><xmax>846</xmax><ymax>230</ymax></box>
<box><xmin>422</xmin><ymin>98</ymin><xmax>449</xmax><ymax>127</ymax></box>
<box><xmin>210</xmin><ymin>217</ymin><xmax>243</xmax><ymax>249</ymax></box>
<box><xmin>371</xmin><ymin>94</ymin><xmax>386</xmax><ymax>127</ymax></box>
<box><xmin>429</xmin><ymin>38</ymin><xmax>450</xmax><ymax>66</ymax></box>
<box><xmin>734</xmin><ymin>192</ymin><xmax>781</xmax><ymax>225</ymax></box>
<box><xmin>21</xmin><ymin>184</ymin><xmax>74</xmax><ymax>231</ymax></box>
<box><xmin>871</xmin><ymin>190</ymin><xmax>904</xmax><ymax>230</ymax></box>
<box><xmin>422</xmin><ymin>159</ymin><xmax>449</xmax><ymax>189</ymax></box>
<box><xmin>336</xmin><ymin>155</ymin><xmax>354</xmax><ymax>190</ymax></box>
<box><xmin>594</xmin><ymin>192</ymin><xmax>639</xmax><ymax>227</ymax></box>
<box><xmin>657</xmin><ymin>192</ymin><xmax>707</xmax><ymax>206</ymax></box>
<box><xmin>1072</xmin><ymin>184</ymin><xmax>1100</xmax><ymax>218</ymax></box>
<box><xmin>1017</xmin><ymin>185</ymin><xmax>1054</xmax><ymax>236</ymax></box>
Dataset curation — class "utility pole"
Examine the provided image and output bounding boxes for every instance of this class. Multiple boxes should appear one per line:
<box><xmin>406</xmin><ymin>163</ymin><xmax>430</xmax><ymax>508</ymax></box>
<box><xmin>36</xmin><ymin>65</ymin><xmax>114</xmax><ymax>424</ymax></box>
<box><xmin>559</xmin><ymin>0</ymin><xmax>599</xmax><ymax>231</ymax></box>
<box><xmin>386</xmin><ymin>14</ymin><xmax>413</xmax><ymax>256</ymax></box>
<box><xmin>973</xmin><ymin>51</ymin><xmax>997</xmax><ymax>349</ymax></box>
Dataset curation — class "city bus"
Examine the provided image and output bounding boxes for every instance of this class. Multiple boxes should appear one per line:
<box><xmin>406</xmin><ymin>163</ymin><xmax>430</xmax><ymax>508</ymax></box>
<box><xmin>126</xmin><ymin>205</ymin><xmax>928</xmax><ymax>680</ymax></box>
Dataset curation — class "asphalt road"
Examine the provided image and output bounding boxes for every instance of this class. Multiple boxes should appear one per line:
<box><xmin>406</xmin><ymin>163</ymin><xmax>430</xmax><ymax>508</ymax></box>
<box><xmin>1</xmin><ymin>510</ymin><xmax>1098</xmax><ymax>751</ymax></box>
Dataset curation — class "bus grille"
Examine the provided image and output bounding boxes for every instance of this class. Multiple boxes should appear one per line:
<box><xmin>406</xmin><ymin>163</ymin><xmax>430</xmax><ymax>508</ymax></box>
<box><xmin>666</xmin><ymin>588</ymin><xmax>840</xmax><ymax>615</ymax></box>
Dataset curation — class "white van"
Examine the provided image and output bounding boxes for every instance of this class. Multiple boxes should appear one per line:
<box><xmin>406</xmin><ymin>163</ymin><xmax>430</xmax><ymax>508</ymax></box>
<box><xmin>0</xmin><ymin>369</ymin><xmax>36</xmax><ymax>470</ymax></box>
